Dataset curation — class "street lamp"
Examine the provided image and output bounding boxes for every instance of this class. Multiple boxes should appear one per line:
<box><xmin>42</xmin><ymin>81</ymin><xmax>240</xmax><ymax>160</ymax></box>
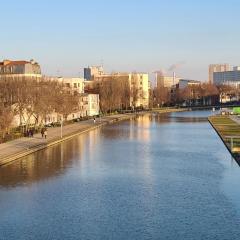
<box><xmin>60</xmin><ymin>119</ymin><xmax>63</xmax><ymax>139</ymax></box>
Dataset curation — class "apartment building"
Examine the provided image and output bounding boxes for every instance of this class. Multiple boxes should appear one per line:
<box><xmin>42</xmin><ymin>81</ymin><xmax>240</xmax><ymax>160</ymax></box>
<box><xmin>178</xmin><ymin>79</ymin><xmax>201</xmax><ymax>89</ymax></box>
<box><xmin>157</xmin><ymin>74</ymin><xmax>180</xmax><ymax>88</ymax></box>
<box><xmin>91</xmin><ymin>72</ymin><xmax>150</xmax><ymax>108</ymax></box>
<box><xmin>57</xmin><ymin>77</ymin><xmax>85</xmax><ymax>94</ymax></box>
<box><xmin>213</xmin><ymin>69</ymin><xmax>240</xmax><ymax>87</ymax></box>
<box><xmin>0</xmin><ymin>59</ymin><xmax>41</xmax><ymax>79</ymax></box>
<box><xmin>209</xmin><ymin>64</ymin><xmax>231</xmax><ymax>84</ymax></box>
<box><xmin>84</xmin><ymin>66</ymin><xmax>104</xmax><ymax>80</ymax></box>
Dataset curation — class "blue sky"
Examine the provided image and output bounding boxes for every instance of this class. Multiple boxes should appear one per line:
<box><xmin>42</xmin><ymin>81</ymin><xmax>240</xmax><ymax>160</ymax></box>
<box><xmin>1</xmin><ymin>0</ymin><xmax>240</xmax><ymax>81</ymax></box>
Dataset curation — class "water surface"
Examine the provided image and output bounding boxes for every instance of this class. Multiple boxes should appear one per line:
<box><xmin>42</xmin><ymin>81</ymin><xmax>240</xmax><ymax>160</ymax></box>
<box><xmin>0</xmin><ymin>111</ymin><xmax>240</xmax><ymax>240</ymax></box>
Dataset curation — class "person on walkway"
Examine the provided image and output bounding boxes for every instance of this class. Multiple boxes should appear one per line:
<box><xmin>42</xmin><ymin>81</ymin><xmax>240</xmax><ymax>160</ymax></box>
<box><xmin>41</xmin><ymin>128</ymin><xmax>44</xmax><ymax>138</ymax></box>
<box><xmin>93</xmin><ymin>117</ymin><xmax>96</xmax><ymax>124</ymax></box>
<box><xmin>30</xmin><ymin>129</ymin><xmax>34</xmax><ymax>137</ymax></box>
<box><xmin>44</xmin><ymin>129</ymin><xmax>48</xmax><ymax>139</ymax></box>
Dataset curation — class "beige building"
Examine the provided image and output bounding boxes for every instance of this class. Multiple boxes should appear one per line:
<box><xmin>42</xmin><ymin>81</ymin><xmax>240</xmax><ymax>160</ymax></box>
<box><xmin>209</xmin><ymin>64</ymin><xmax>231</xmax><ymax>84</ymax></box>
<box><xmin>79</xmin><ymin>93</ymin><xmax>100</xmax><ymax>117</ymax></box>
<box><xmin>0</xmin><ymin>59</ymin><xmax>41</xmax><ymax>79</ymax></box>
<box><xmin>157</xmin><ymin>74</ymin><xmax>180</xmax><ymax>88</ymax></box>
<box><xmin>130</xmin><ymin>73</ymin><xmax>149</xmax><ymax>108</ymax></box>
<box><xmin>57</xmin><ymin>77</ymin><xmax>85</xmax><ymax>94</ymax></box>
<box><xmin>93</xmin><ymin>72</ymin><xmax>150</xmax><ymax>108</ymax></box>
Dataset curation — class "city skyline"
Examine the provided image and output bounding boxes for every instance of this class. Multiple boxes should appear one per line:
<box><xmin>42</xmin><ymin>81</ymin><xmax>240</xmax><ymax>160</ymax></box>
<box><xmin>1</xmin><ymin>0</ymin><xmax>240</xmax><ymax>80</ymax></box>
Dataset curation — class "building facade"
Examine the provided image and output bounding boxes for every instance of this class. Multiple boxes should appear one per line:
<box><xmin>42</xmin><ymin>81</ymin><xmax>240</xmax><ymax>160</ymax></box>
<box><xmin>0</xmin><ymin>59</ymin><xmax>41</xmax><ymax>79</ymax></box>
<box><xmin>57</xmin><ymin>77</ymin><xmax>85</xmax><ymax>94</ymax></box>
<box><xmin>92</xmin><ymin>72</ymin><xmax>150</xmax><ymax>108</ymax></box>
<box><xmin>129</xmin><ymin>73</ymin><xmax>149</xmax><ymax>108</ymax></box>
<box><xmin>213</xmin><ymin>69</ymin><xmax>240</xmax><ymax>86</ymax></box>
<box><xmin>178</xmin><ymin>79</ymin><xmax>201</xmax><ymax>89</ymax></box>
<box><xmin>209</xmin><ymin>64</ymin><xmax>231</xmax><ymax>84</ymax></box>
<box><xmin>157</xmin><ymin>74</ymin><xmax>180</xmax><ymax>88</ymax></box>
<box><xmin>84</xmin><ymin>66</ymin><xmax>104</xmax><ymax>80</ymax></box>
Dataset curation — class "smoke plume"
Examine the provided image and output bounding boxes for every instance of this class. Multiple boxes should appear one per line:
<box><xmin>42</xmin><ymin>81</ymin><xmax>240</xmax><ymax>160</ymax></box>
<box><xmin>168</xmin><ymin>61</ymin><xmax>185</xmax><ymax>72</ymax></box>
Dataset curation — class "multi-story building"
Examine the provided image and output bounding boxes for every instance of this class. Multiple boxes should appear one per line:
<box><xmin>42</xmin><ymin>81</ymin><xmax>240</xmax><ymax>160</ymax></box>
<box><xmin>178</xmin><ymin>79</ymin><xmax>201</xmax><ymax>89</ymax></box>
<box><xmin>54</xmin><ymin>77</ymin><xmax>99</xmax><ymax>117</ymax></box>
<box><xmin>130</xmin><ymin>73</ymin><xmax>149</xmax><ymax>108</ymax></box>
<box><xmin>10</xmin><ymin>75</ymin><xmax>99</xmax><ymax>127</ymax></box>
<box><xmin>0</xmin><ymin>59</ymin><xmax>41</xmax><ymax>79</ymax></box>
<box><xmin>84</xmin><ymin>66</ymin><xmax>104</xmax><ymax>80</ymax></box>
<box><xmin>213</xmin><ymin>69</ymin><xmax>240</xmax><ymax>86</ymax></box>
<box><xmin>57</xmin><ymin>77</ymin><xmax>85</xmax><ymax>94</ymax></box>
<box><xmin>157</xmin><ymin>74</ymin><xmax>180</xmax><ymax>88</ymax></box>
<box><xmin>209</xmin><ymin>64</ymin><xmax>231</xmax><ymax>84</ymax></box>
<box><xmin>91</xmin><ymin>72</ymin><xmax>150</xmax><ymax>108</ymax></box>
<box><xmin>79</xmin><ymin>93</ymin><xmax>100</xmax><ymax>117</ymax></box>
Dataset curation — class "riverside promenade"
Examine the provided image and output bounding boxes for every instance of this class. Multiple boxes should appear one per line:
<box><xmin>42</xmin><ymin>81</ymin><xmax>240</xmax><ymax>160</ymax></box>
<box><xmin>0</xmin><ymin>114</ymin><xmax>134</xmax><ymax>167</ymax></box>
<box><xmin>0</xmin><ymin>108</ymin><xmax>185</xmax><ymax>167</ymax></box>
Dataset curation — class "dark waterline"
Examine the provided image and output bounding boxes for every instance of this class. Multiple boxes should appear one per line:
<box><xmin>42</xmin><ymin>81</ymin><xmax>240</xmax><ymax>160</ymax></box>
<box><xmin>0</xmin><ymin>111</ymin><xmax>240</xmax><ymax>240</ymax></box>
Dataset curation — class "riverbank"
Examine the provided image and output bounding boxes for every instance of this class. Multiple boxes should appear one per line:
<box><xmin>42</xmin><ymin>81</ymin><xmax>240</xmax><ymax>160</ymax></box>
<box><xmin>208</xmin><ymin>115</ymin><xmax>240</xmax><ymax>165</ymax></box>
<box><xmin>0</xmin><ymin>114</ymin><xmax>135</xmax><ymax>167</ymax></box>
<box><xmin>0</xmin><ymin>108</ymin><xmax>185</xmax><ymax>167</ymax></box>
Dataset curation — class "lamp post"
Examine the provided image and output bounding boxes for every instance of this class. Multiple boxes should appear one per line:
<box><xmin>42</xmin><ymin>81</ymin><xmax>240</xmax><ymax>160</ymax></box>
<box><xmin>61</xmin><ymin>119</ymin><xmax>63</xmax><ymax>139</ymax></box>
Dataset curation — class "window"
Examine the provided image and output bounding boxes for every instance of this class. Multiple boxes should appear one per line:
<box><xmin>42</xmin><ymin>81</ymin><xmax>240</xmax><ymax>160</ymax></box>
<box><xmin>74</xmin><ymin>83</ymin><xmax>77</xmax><ymax>88</ymax></box>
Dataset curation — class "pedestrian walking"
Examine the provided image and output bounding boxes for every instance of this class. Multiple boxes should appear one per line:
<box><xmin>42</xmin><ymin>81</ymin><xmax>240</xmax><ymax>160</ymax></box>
<box><xmin>93</xmin><ymin>117</ymin><xmax>96</xmax><ymax>124</ymax></box>
<box><xmin>44</xmin><ymin>129</ymin><xmax>48</xmax><ymax>139</ymax></box>
<box><xmin>41</xmin><ymin>128</ymin><xmax>44</xmax><ymax>138</ymax></box>
<box><xmin>30</xmin><ymin>129</ymin><xmax>34</xmax><ymax>137</ymax></box>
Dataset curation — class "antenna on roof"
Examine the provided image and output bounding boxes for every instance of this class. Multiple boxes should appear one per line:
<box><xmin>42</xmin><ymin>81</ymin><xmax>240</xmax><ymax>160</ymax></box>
<box><xmin>100</xmin><ymin>59</ymin><xmax>104</xmax><ymax>68</ymax></box>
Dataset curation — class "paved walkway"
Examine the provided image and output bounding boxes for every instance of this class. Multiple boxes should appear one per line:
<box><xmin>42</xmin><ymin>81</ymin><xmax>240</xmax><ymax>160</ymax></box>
<box><xmin>0</xmin><ymin>114</ymin><xmax>133</xmax><ymax>166</ymax></box>
<box><xmin>230</xmin><ymin>115</ymin><xmax>240</xmax><ymax>125</ymax></box>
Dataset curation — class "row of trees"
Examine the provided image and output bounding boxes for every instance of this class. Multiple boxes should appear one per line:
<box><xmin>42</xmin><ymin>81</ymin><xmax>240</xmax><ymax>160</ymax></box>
<box><xmin>0</xmin><ymin>76</ymin><xmax>79</xmax><ymax>138</ymax></box>
<box><xmin>1</xmin><ymin>75</ymin><xmax>239</xmax><ymax>138</ymax></box>
<box><xmin>85</xmin><ymin>76</ymin><xmax>140</xmax><ymax>113</ymax></box>
<box><xmin>152</xmin><ymin>83</ymin><xmax>239</xmax><ymax>107</ymax></box>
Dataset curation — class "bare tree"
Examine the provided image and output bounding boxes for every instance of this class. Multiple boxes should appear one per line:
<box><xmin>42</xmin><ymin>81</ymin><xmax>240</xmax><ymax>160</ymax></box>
<box><xmin>154</xmin><ymin>87</ymin><xmax>171</xmax><ymax>107</ymax></box>
<box><xmin>0</xmin><ymin>104</ymin><xmax>13</xmax><ymax>139</ymax></box>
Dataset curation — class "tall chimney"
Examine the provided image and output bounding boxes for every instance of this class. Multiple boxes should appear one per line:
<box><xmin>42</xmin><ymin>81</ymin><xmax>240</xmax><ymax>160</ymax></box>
<box><xmin>173</xmin><ymin>72</ymin><xmax>176</xmax><ymax>86</ymax></box>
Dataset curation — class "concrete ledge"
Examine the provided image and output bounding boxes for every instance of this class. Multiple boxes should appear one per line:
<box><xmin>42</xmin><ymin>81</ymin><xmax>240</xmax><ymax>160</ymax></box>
<box><xmin>208</xmin><ymin>116</ymin><xmax>240</xmax><ymax>166</ymax></box>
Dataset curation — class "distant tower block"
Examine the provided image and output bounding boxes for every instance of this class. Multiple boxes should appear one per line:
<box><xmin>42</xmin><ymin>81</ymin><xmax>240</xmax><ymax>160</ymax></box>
<box><xmin>84</xmin><ymin>66</ymin><xmax>104</xmax><ymax>80</ymax></box>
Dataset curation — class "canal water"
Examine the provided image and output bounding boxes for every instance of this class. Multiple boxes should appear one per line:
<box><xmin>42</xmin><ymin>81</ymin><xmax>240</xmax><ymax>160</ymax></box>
<box><xmin>0</xmin><ymin>111</ymin><xmax>240</xmax><ymax>240</ymax></box>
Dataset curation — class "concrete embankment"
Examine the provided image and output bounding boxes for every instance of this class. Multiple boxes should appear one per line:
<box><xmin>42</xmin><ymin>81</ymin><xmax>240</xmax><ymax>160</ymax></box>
<box><xmin>0</xmin><ymin>109</ymin><xmax>185</xmax><ymax>167</ymax></box>
<box><xmin>208</xmin><ymin>115</ymin><xmax>240</xmax><ymax>165</ymax></box>
<box><xmin>151</xmin><ymin>108</ymin><xmax>186</xmax><ymax>114</ymax></box>
<box><xmin>0</xmin><ymin>114</ymin><xmax>134</xmax><ymax>167</ymax></box>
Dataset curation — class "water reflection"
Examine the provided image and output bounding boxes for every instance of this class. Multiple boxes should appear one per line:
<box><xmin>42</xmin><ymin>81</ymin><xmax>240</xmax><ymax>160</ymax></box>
<box><xmin>0</xmin><ymin>111</ymin><xmax>240</xmax><ymax>240</ymax></box>
<box><xmin>0</xmin><ymin>112</ymin><xmax>221</xmax><ymax>188</ymax></box>
<box><xmin>0</xmin><ymin>129</ymin><xmax>101</xmax><ymax>188</ymax></box>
